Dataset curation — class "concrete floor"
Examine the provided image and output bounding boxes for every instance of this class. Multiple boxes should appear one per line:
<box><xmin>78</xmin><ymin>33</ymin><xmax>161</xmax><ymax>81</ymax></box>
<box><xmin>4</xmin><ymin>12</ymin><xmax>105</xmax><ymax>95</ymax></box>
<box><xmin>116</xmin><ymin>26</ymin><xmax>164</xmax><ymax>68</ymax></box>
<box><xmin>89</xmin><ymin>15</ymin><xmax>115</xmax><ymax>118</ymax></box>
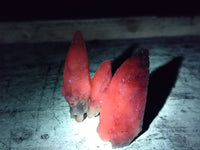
<box><xmin>0</xmin><ymin>36</ymin><xmax>200</xmax><ymax>150</ymax></box>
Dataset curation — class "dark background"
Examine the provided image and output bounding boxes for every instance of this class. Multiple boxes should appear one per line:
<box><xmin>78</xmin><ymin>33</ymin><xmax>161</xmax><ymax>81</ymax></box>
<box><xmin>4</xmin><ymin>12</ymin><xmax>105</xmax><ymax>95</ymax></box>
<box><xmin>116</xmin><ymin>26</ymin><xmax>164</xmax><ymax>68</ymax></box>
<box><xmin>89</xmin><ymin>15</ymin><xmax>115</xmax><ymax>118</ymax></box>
<box><xmin>0</xmin><ymin>1</ymin><xmax>200</xmax><ymax>22</ymax></box>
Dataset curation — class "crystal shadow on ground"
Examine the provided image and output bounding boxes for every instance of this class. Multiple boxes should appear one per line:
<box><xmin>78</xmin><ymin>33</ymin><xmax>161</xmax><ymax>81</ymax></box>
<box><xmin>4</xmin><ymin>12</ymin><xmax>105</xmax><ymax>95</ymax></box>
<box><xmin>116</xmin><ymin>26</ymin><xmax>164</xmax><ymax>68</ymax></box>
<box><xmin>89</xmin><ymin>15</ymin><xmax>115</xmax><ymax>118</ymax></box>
<box><xmin>138</xmin><ymin>56</ymin><xmax>183</xmax><ymax>138</ymax></box>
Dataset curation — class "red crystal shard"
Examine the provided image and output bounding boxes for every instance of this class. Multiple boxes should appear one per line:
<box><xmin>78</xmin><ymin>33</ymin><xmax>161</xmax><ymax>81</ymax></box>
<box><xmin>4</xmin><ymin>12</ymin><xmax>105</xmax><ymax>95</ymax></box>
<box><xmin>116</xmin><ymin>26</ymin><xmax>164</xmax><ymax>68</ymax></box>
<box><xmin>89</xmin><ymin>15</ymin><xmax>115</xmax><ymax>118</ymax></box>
<box><xmin>97</xmin><ymin>49</ymin><xmax>149</xmax><ymax>147</ymax></box>
<box><xmin>62</xmin><ymin>31</ymin><xmax>91</xmax><ymax>122</ymax></box>
<box><xmin>87</xmin><ymin>60</ymin><xmax>112</xmax><ymax>118</ymax></box>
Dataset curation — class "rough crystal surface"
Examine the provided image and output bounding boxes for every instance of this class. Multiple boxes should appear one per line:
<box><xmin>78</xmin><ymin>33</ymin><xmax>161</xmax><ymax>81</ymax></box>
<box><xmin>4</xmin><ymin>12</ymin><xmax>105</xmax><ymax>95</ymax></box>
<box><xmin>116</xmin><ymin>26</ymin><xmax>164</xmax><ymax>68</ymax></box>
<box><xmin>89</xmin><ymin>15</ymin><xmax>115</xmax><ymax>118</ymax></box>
<box><xmin>97</xmin><ymin>49</ymin><xmax>149</xmax><ymax>147</ymax></box>
<box><xmin>62</xmin><ymin>31</ymin><xmax>91</xmax><ymax>121</ymax></box>
<box><xmin>88</xmin><ymin>60</ymin><xmax>112</xmax><ymax>118</ymax></box>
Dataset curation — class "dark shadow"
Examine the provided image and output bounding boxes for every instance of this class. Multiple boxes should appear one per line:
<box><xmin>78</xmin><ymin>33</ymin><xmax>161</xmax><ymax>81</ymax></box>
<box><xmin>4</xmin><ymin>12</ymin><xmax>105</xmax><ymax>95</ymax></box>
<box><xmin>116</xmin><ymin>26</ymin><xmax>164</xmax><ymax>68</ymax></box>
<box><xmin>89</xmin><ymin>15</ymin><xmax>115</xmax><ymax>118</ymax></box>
<box><xmin>111</xmin><ymin>44</ymin><xmax>137</xmax><ymax>75</ymax></box>
<box><xmin>139</xmin><ymin>56</ymin><xmax>183</xmax><ymax>136</ymax></box>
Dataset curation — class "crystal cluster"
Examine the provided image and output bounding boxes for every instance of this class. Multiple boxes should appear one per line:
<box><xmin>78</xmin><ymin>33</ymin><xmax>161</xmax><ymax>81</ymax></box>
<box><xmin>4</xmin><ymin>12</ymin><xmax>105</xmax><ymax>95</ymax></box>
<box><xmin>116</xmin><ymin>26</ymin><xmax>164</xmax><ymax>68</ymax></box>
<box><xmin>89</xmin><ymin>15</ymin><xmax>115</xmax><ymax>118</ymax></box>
<box><xmin>62</xmin><ymin>31</ymin><xmax>149</xmax><ymax>147</ymax></box>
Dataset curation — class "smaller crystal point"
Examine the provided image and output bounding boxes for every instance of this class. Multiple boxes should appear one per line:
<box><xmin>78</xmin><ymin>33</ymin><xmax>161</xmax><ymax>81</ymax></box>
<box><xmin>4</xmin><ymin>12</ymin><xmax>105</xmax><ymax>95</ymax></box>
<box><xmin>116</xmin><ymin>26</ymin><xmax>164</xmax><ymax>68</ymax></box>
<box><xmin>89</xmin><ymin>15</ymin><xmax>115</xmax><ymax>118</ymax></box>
<box><xmin>87</xmin><ymin>60</ymin><xmax>112</xmax><ymax>118</ymax></box>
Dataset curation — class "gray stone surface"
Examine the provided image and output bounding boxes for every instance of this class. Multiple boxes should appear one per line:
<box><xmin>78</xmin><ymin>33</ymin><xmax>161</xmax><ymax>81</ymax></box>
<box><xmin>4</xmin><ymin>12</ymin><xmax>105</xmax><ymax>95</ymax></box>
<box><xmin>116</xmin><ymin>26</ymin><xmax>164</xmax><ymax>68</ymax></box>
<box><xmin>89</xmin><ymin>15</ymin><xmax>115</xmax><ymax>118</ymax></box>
<box><xmin>1</xmin><ymin>17</ymin><xmax>200</xmax><ymax>44</ymax></box>
<box><xmin>0</xmin><ymin>36</ymin><xmax>200</xmax><ymax>150</ymax></box>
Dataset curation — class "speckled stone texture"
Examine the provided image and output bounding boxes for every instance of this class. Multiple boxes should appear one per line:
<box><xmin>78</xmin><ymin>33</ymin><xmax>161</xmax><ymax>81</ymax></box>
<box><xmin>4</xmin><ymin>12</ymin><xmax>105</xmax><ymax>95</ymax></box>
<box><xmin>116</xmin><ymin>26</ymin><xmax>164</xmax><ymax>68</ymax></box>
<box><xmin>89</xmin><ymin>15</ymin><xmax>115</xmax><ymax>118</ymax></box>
<box><xmin>0</xmin><ymin>36</ymin><xmax>200</xmax><ymax>150</ymax></box>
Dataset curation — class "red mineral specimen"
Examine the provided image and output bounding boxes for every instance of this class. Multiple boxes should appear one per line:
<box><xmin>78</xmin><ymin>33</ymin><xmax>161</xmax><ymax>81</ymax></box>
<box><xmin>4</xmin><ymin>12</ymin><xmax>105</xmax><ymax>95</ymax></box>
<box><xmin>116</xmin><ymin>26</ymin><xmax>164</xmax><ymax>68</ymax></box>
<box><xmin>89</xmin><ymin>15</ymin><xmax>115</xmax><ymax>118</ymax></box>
<box><xmin>87</xmin><ymin>60</ymin><xmax>112</xmax><ymax>118</ymax></box>
<box><xmin>97</xmin><ymin>49</ymin><xmax>149</xmax><ymax>147</ymax></box>
<box><xmin>62</xmin><ymin>31</ymin><xmax>91</xmax><ymax>122</ymax></box>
